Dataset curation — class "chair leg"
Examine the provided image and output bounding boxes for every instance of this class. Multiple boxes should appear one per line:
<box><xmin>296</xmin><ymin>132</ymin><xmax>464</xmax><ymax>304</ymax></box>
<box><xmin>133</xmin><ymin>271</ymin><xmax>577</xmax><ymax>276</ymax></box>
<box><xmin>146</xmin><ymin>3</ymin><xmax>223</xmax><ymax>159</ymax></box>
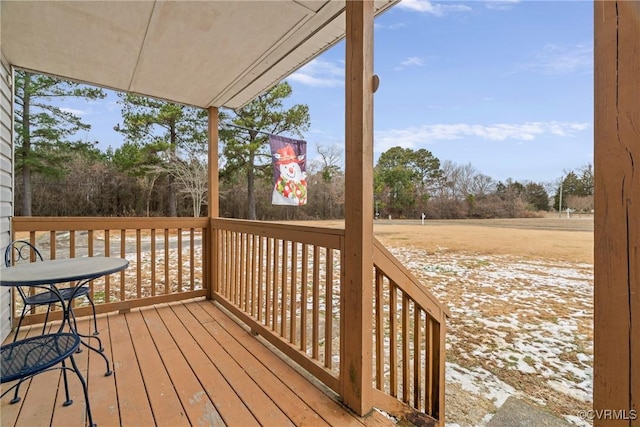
<box><xmin>69</xmin><ymin>353</ymin><xmax>96</xmax><ymax>427</ymax></box>
<box><xmin>41</xmin><ymin>305</ymin><xmax>52</xmax><ymax>335</ymax></box>
<box><xmin>87</xmin><ymin>295</ymin><xmax>99</xmax><ymax>336</ymax></box>
<box><xmin>12</xmin><ymin>307</ymin><xmax>28</xmax><ymax>343</ymax></box>
<box><xmin>68</xmin><ymin>309</ymin><xmax>84</xmax><ymax>353</ymax></box>
<box><xmin>60</xmin><ymin>360</ymin><xmax>73</xmax><ymax>407</ymax></box>
<box><xmin>9</xmin><ymin>378</ymin><xmax>27</xmax><ymax>404</ymax></box>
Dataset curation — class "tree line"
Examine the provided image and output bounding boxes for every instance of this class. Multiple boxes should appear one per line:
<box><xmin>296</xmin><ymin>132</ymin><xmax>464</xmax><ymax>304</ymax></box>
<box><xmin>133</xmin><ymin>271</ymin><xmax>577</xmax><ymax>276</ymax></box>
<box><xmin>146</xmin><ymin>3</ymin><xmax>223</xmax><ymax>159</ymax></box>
<box><xmin>13</xmin><ymin>71</ymin><xmax>593</xmax><ymax>220</ymax></box>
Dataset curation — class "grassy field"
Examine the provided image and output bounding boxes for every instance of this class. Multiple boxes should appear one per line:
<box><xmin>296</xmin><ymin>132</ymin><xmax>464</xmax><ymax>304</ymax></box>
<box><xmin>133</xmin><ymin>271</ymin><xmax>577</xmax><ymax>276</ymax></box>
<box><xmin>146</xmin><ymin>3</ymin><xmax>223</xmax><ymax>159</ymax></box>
<box><xmin>293</xmin><ymin>214</ymin><xmax>593</xmax><ymax>264</ymax></box>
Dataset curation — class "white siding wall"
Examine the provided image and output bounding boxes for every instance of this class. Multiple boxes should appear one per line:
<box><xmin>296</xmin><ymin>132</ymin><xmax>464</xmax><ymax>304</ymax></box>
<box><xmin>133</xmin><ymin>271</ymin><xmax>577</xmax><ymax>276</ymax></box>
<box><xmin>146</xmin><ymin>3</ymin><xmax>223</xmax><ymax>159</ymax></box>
<box><xmin>0</xmin><ymin>51</ymin><xmax>14</xmax><ymax>342</ymax></box>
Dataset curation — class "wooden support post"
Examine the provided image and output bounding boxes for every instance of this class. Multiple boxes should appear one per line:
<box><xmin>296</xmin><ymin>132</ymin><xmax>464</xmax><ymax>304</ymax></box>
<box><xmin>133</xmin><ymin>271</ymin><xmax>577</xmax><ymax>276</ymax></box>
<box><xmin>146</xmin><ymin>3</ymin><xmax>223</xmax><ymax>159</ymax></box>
<box><xmin>208</xmin><ymin>107</ymin><xmax>219</xmax><ymax>218</ymax></box>
<box><xmin>593</xmin><ymin>2</ymin><xmax>640</xmax><ymax>426</ymax></box>
<box><xmin>208</xmin><ymin>107</ymin><xmax>220</xmax><ymax>299</ymax></box>
<box><xmin>341</xmin><ymin>0</ymin><xmax>374</xmax><ymax>416</ymax></box>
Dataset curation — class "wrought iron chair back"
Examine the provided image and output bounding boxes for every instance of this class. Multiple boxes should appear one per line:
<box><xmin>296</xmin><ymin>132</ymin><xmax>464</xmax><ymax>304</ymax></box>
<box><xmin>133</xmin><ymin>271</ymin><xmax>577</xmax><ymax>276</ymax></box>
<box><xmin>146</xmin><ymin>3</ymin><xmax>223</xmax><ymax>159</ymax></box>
<box><xmin>3</xmin><ymin>240</ymin><xmax>99</xmax><ymax>341</ymax></box>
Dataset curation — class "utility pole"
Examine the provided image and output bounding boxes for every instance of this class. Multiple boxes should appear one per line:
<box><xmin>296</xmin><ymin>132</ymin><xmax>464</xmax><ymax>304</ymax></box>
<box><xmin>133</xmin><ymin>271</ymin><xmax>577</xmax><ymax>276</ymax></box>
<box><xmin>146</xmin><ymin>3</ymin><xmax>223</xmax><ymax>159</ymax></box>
<box><xmin>558</xmin><ymin>179</ymin><xmax>563</xmax><ymax>218</ymax></box>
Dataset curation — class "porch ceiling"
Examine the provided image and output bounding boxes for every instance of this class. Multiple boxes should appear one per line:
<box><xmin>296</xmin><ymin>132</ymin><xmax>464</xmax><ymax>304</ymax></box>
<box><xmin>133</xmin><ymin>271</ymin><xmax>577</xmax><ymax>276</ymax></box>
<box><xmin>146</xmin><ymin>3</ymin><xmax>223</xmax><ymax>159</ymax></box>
<box><xmin>1</xmin><ymin>0</ymin><xmax>397</xmax><ymax>110</ymax></box>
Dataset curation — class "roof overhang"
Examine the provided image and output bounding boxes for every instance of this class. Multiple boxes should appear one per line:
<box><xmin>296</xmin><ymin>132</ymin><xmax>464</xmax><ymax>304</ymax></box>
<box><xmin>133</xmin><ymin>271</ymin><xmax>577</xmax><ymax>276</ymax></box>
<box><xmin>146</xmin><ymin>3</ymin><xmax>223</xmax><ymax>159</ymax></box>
<box><xmin>1</xmin><ymin>0</ymin><xmax>398</xmax><ymax>110</ymax></box>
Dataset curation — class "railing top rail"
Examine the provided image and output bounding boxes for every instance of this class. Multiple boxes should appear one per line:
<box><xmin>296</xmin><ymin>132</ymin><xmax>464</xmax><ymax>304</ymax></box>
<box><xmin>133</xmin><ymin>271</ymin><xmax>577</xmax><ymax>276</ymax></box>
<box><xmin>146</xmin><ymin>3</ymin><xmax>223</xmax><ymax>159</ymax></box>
<box><xmin>12</xmin><ymin>217</ymin><xmax>209</xmax><ymax>231</ymax></box>
<box><xmin>211</xmin><ymin>218</ymin><xmax>345</xmax><ymax>250</ymax></box>
<box><xmin>373</xmin><ymin>238</ymin><xmax>450</xmax><ymax>320</ymax></box>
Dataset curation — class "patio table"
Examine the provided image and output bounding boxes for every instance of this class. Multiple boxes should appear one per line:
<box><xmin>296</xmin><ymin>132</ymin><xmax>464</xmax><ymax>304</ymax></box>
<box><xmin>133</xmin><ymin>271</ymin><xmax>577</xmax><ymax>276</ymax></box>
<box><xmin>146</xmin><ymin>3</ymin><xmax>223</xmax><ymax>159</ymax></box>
<box><xmin>1</xmin><ymin>257</ymin><xmax>129</xmax><ymax>375</ymax></box>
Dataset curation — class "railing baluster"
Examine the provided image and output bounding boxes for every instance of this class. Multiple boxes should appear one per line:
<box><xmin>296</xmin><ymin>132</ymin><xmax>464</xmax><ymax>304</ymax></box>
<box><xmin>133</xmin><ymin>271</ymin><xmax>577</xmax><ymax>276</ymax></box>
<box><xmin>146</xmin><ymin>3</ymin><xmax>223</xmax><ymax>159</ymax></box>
<box><xmin>229</xmin><ymin>230</ymin><xmax>234</xmax><ymax>298</ymax></box>
<box><xmin>88</xmin><ymin>230</ymin><xmax>95</xmax><ymax>304</ymax></box>
<box><xmin>151</xmin><ymin>229</ymin><xmax>156</xmax><ymax>296</ymax></box>
<box><xmin>312</xmin><ymin>245</ymin><xmax>320</xmax><ymax>360</ymax></box>
<box><xmin>190</xmin><ymin>228</ymin><xmax>195</xmax><ymax>291</ymax></box>
<box><xmin>290</xmin><ymin>241</ymin><xmax>297</xmax><ymax>345</ymax></box>
<box><xmin>240</xmin><ymin>232</ymin><xmax>246</xmax><ymax>309</ymax></box>
<box><xmin>272</xmin><ymin>239</ymin><xmax>280</xmax><ymax>332</ymax></box>
<box><xmin>389</xmin><ymin>281</ymin><xmax>397</xmax><ymax>398</ymax></box>
<box><xmin>280</xmin><ymin>240</ymin><xmax>288</xmax><ymax>338</ymax></box>
<box><xmin>164</xmin><ymin>228</ymin><xmax>170</xmax><ymax>295</ymax></box>
<box><xmin>425</xmin><ymin>314</ymin><xmax>434</xmax><ymax>414</ymax></box>
<box><xmin>105</xmin><ymin>230</ymin><xmax>111</xmax><ymax>303</ymax></box>
<box><xmin>432</xmin><ymin>318</ymin><xmax>442</xmax><ymax>417</ymax></box>
<box><xmin>233</xmin><ymin>232</ymin><xmax>239</xmax><ymax>304</ymax></box>
<box><xmin>300</xmin><ymin>243</ymin><xmax>308</xmax><ymax>352</ymax></box>
<box><xmin>265</xmin><ymin>237</ymin><xmax>272</xmax><ymax>326</ymax></box>
<box><xmin>177</xmin><ymin>228</ymin><xmax>183</xmax><ymax>292</ymax></box>
<box><xmin>375</xmin><ymin>268</ymin><xmax>384</xmax><ymax>390</ymax></box>
<box><xmin>136</xmin><ymin>229</ymin><xmax>142</xmax><ymax>298</ymax></box>
<box><xmin>120</xmin><ymin>229</ymin><xmax>126</xmax><ymax>302</ymax></box>
<box><xmin>402</xmin><ymin>292</ymin><xmax>410</xmax><ymax>403</ymax></box>
<box><xmin>70</xmin><ymin>230</ymin><xmax>76</xmax><ymax>258</ymax></box>
<box><xmin>325</xmin><ymin>248</ymin><xmax>333</xmax><ymax>369</ymax></box>
<box><xmin>414</xmin><ymin>305</ymin><xmax>422</xmax><ymax>409</ymax></box>
<box><xmin>257</xmin><ymin>235</ymin><xmax>264</xmax><ymax>322</ymax></box>
<box><xmin>49</xmin><ymin>231</ymin><xmax>56</xmax><ymax>259</ymax></box>
<box><xmin>250</xmin><ymin>234</ymin><xmax>257</xmax><ymax>317</ymax></box>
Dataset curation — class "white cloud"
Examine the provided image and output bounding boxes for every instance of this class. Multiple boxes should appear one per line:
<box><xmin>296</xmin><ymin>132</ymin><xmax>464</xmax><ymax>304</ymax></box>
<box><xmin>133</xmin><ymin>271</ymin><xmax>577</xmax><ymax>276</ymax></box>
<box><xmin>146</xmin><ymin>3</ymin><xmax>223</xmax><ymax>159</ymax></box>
<box><xmin>523</xmin><ymin>43</ymin><xmax>593</xmax><ymax>76</ymax></box>
<box><xmin>375</xmin><ymin>121</ymin><xmax>590</xmax><ymax>152</ymax></box>
<box><xmin>395</xmin><ymin>56</ymin><xmax>426</xmax><ymax>71</ymax></box>
<box><xmin>402</xmin><ymin>56</ymin><xmax>425</xmax><ymax>67</ymax></box>
<box><xmin>485</xmin><ymin>0</ymin><xmax>521</xmax><ymax>11</ymax></box>
<box><xmin>397</xmin><ymin>0</ymin><xmax>472</xmax><ymax>16</ymax></box>
<box><xmin>375</xmin><ymin>22</ymin><xmax>407</xmax><ymax>30</ymax></box>
<box><xmin>287</xmin><ymin>59</ymin><xmax>344</xmax><ymax>87</ymax></box>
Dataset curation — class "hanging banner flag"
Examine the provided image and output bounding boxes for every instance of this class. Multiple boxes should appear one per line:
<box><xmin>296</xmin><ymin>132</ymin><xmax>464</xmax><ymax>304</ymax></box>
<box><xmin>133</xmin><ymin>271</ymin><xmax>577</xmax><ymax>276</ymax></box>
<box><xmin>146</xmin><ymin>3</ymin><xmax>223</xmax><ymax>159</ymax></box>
<box><xmin>269</xmin><ymin>134</ymin><xmax>307</xmax><ymax>206</ymax></box>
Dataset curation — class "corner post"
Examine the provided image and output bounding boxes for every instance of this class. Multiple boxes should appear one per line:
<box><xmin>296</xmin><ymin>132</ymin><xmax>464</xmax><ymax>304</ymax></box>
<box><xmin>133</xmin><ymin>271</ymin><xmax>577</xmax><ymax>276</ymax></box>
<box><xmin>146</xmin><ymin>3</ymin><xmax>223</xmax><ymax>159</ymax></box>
<box><xmin>593</xmin><ymin>2</ymin><xmax>640</xmax><ymax>425</ymax></box>
<box><xmin>342</xmin><ymin>0</ymin><xmax>374</xmax><ymax>415</ymax></box>
<box><xmin>208</xmin><ymin>107</ymin><xmax>220</xmax><ymax>299</ymax></box>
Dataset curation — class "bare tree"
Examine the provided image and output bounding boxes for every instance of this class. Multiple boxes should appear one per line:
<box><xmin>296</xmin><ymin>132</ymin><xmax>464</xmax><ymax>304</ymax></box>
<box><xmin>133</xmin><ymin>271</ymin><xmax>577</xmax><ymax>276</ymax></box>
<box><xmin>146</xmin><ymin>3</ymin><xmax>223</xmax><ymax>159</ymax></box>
<box><xmin>164</xmin><ymin>153</ymin><xmax>208</xmax><ymax>217</ymax></box>
<box><xmin>565</xmin><ymin>195</ymin><xmax>594</xmax><ymax>216</ymax></box>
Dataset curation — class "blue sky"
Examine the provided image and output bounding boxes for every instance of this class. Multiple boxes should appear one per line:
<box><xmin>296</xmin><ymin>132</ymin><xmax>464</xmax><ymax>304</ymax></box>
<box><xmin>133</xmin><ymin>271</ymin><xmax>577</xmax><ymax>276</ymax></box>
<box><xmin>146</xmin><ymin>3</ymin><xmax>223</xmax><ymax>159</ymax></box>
<box><xmin>71</xmin><ymin>0</ymin><xmax>593</xmax><ymax>185</ymax></box>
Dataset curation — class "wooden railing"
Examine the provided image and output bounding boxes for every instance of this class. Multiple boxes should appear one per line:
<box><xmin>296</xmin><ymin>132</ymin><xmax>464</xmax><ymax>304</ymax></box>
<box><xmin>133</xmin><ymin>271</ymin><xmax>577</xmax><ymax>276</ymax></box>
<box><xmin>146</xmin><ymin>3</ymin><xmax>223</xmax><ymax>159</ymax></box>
<box><xmin>210</xmin><ymin>218</ymin><xmax>344</xmax><ymax>392</ymax></box>
<box><xmin>372</xmin><ymin>238</ymin><xmax>449</xmax><ymax>424</ymax></box>
<box><xmin>10</xmin><ymin>217</ymin><xmax>209</xmax><ymax>325</ymax></box>
<box><xmin>10</xmin><ymin>217</ymin><xmax>448</xmax><ymax>425</ymax></box>
<box><xmin>210</xmin><ymin>219</ymin><xmax>448</xmax><ymax>425</ymax></box>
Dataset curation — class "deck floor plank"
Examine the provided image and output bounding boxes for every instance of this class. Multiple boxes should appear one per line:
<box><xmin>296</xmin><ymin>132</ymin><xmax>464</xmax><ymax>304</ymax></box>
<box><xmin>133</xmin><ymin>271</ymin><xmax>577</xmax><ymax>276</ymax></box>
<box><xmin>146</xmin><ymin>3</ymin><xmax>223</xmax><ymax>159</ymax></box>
<box><xmin>87</xmin><ymin>315</ymin><xmax>120</xmax><ymax>423</ymax></box>
<box><xmin>194</xmin><ymin>300</ymin><xmax>374</xmax><ymax>427</ymax></box>
<box><xmin>108</xmin><ymin>310</ymin><xmax>156</xmax><ymax>426</ymax></box>
<box><xmin>2</xmin><ymin>299</ymin><xmax>397</xmax><ymax>427</ymax></box>
<box><xmin>126</xmin><ymin>309</ymin><xmax>190</xmax><ymax>426</ymax></box>
<box><xmin>141</xmin><ymin>305</ymin><xmax>224</xmax><ymax>426</ymax></box>
<box><xmin>184</xmin><ymin>301</ymin><xmax>338</xmax><ymax>427</ymax></box>
<box><xmin>151</xmin><ymin>304</ymin><xmax>259</xmax><ymax>427</ymax></box>
<box><xmin>165</xmin><ymin>303</ymin><xmax>295</xmax><ymax>427</ymax></box>
<box><xmin>51</xmin><ymin>317</ymin><xmax>92</xmax><ymax>427</ymax></box>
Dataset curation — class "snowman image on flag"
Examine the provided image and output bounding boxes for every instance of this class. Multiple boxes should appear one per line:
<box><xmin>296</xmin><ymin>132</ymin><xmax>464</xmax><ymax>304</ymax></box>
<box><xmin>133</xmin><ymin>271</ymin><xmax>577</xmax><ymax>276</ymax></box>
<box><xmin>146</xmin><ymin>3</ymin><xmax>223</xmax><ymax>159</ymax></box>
<box><xmin>272</xmin><ymin>145</ymin><xmax>307</xmax><ymax>206</ymax></box>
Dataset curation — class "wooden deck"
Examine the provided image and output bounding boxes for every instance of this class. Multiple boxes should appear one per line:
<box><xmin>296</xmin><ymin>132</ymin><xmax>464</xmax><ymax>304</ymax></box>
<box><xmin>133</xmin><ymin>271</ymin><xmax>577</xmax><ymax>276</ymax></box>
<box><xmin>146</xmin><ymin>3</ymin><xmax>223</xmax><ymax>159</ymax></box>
<box><xmin>1</xmin><ymin>298</ymin><xmax>395</xmax><ymax>427</ymax></box>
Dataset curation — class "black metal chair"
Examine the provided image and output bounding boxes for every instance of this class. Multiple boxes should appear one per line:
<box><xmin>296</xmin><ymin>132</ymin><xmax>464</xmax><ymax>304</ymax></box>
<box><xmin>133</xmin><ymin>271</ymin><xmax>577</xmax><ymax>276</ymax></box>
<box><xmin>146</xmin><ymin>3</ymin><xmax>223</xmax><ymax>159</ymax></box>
<box><xmin>1</xmin><ymin>332</ymin><xmax>96</xmax><ymax>427</ymax></box>
<box><xmin>4</xmin><ymin>240</ymin><xmax>99</xmax><ymax>341</ymax></box>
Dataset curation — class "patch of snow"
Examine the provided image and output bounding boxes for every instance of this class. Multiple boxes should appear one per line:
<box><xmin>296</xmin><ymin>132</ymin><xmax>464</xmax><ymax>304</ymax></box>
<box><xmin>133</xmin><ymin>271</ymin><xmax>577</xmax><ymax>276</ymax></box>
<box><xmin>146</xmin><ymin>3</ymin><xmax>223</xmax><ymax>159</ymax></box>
<box><xmin>388</xmin><ymin>246</ymin><xmax>594</xmax><ymax>426</ymax></box>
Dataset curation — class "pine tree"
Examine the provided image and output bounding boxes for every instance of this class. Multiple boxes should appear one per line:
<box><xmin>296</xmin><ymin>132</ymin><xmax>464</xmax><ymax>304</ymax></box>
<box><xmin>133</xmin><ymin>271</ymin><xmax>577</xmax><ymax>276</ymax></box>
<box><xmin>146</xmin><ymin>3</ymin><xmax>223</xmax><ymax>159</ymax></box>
<box><xmin>220</xmin><ymin>82</ymin><xmax>309</xmax><ymax>220</ymax></box>
<box><xmin>14</xmin><ymin>71</ymin><xmax>106</xmax><ymax>215</ymax></box>
<box><xmin>114</xmin><ymin>94</ymin><xmax>208</xmax><ymax>216</ymax></box>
